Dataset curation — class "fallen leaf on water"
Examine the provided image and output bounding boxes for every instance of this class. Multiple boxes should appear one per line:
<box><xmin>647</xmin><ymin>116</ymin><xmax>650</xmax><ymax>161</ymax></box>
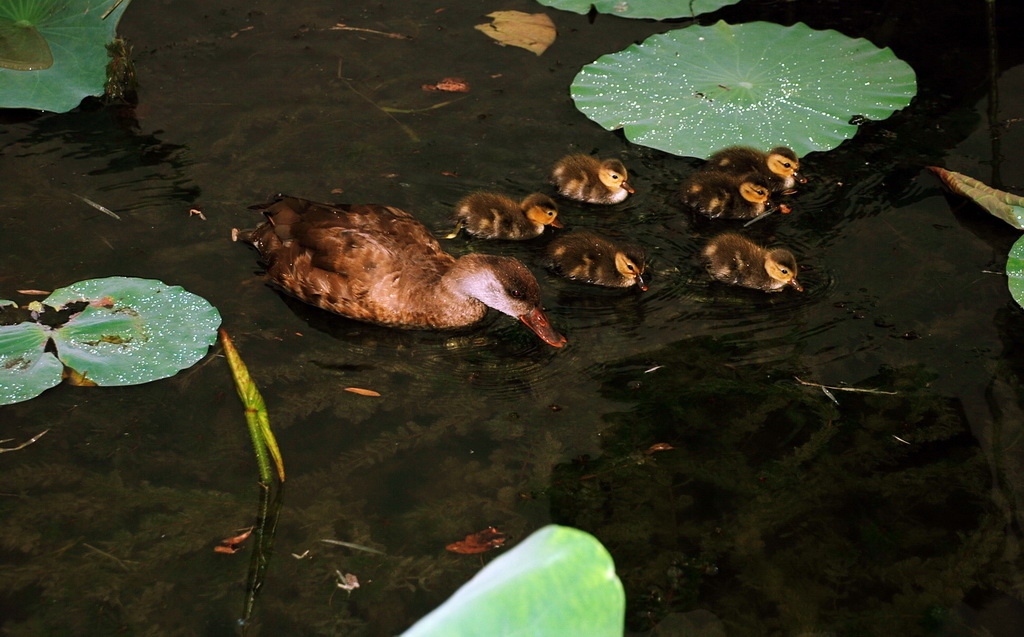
<box><xmin>475</xmin><ymin>11</ymin><xmax>556</xmax><ymax>56</ymax></box>
<box><xmin>335</xmin><ymin>571</ymin><xmax>360</xmax><ymax>591</ymax></box>
<box><xmin>928</xmin><ymin>166</ymin><xmax>1024</xmax><ymax>230</ymax></box>
<box><xmin>215</xmin><ymin>526</ymin><xmax>253</xmax><ymax>554</ymax></box>
<box><xmin>16</xmin><ymin>289</ymin><xmax>50</xmax><ymax>296</ymax></box>
<box><xmin>644</xmin><ymin>443</ymin><xmax>675</xmax><ymax>455</ymax></box>
<box><xmin>446</xmin><ymin>526</ymin><xmax>507</xmax><ymax>554</ymax></box>
<box><xmin>345</xmin><ymin>387</ymin><xmax>381</xmax><ymax>397</ymax></box>
<box><xmin>64</xmin><ymin>368</ymin><xmax>97</xmax><ymax>387</ymax></box>
<box><xmin>422</xmin><ymin>77</ymin><xmax>470</xmax><ymax>92</ymax></box>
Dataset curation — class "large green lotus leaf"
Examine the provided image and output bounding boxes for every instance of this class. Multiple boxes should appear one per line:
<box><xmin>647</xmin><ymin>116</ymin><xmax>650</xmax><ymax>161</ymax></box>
<box><xmin>928</xmin><ymin>166</ymin><xmax>1024</xmax><ymax>230</ymax></box>
<box><xmin>1008</xmin><ymin>236</ymin><xmax>1024</xmax><ymax>311</ymax></box>
<box><xmin>0</xmin><ymin>320</ymin><xmax>63</xmax><ymax>406</ymax></box>
<box><xmin>44</xmin><ymin>277</ymin><xmax>221</xmax><ymax>386</ymax></box>
<box><xmin>535</xmin><ymin>0</ymin><xmax>740</xmax><ymax>20</ymax></box>
<box><xmin>0</xmin><ymin>0</ymin><xmax>132</xmax><ymax>112</ymax></box>
<box><xmin>402</xmin><ymin>525</ymin><xmax>624</xmax><ymax>636</ymax></box>
<box><xmin>571</xmin><ymin>21</ymin><xmax>918</xmax><ymax>158</ymax></box>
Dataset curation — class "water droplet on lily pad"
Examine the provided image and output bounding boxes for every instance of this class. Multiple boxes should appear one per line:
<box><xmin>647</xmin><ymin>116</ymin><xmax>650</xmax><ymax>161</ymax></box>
<box><xmin>570</xmin><ymin>21</ymin><xmax>917</xmax><ymax>158</ymax></box>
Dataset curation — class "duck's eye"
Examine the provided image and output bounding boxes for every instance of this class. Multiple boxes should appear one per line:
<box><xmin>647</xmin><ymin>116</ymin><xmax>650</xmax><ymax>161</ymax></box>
<box><xmin>782</xmin><ymin>162</ymin><xmax>792</xmax><ymax>168</ymax></box>
<box><xmin>508</xmin><ymin>288</ymin><xmax>522</xmax><ymax>298</ymax></box>
<box><xmin>779</xmin><ymin>268</ymin><xmax>789</xmax><ymax>275</ymax></box>
<box><xmin>756</xmin><ymin>189</ymin><xmax>766</xmax><ymax>196</ymax></box>
<box><xmin>547</xmin><ymin>211</ymin><xmax>555</xmax><ymax>217</ymax></box>
<box><xmin>626</xmin><ymin>263</ymin><xmax>635</xmax><ymax>271</ymax></box>
<box><xmin>610</xmin><ymin>173</ymin><xmax>621</xmax><ymax>180</ymax></box>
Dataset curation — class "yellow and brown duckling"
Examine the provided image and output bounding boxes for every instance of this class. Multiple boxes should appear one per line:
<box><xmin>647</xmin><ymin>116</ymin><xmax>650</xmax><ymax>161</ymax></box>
<box><xmin>543</xmin><ymin>231</ymin><xmax>648</xmax><ymax>290</ymax></box>
<box><xmin>234</xmin><ymin>196</ymin><xmax>566</xmax><ymax>347</ymax></box>
<box><xmin>679</xmin><ymin>171</ymin><xmax>775</xmax><ymax>220</ymax></box>
<box><xmin>702</xmin><ymin>145</ymin><xmax>806</xmax><ymax>194</ymax></box>
<box><xmin>449</xmin><ymin>192</ymin><xmax>561</xmax><ymax>240</ymax></box>
<box><xmin>551</xmin><ymin>154</ymin><xmax>634</xmax><ymax>204</ymax></box>
<box><xmin>702</xmin><ymin>232</ymin><xmax>803</xmax><ymax>292</ymax></box>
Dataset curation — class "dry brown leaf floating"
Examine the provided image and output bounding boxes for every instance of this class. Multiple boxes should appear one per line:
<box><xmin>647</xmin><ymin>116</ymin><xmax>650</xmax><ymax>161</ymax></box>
<box><xmin>422</xmin><ymin>77</ymin><xmax>470</xmax><ymax>93</ymax></box>
<box><xmin>445</xmin><ymin>526</ymin><xmax>508</xmax><ymax>554</ymax></box>
<box><xmin>344</xmin><ymin>387</ymin><xmax>381</xmax><ymax>397</ymax></box>
<box><xmin>644</xmin><ymin>443</ymin><xmax>675</xmax><ymax>455</ymax></box>
<box><xmin>475</xmin><ymin>11</ymin><xmax>556</xmax><ymax>56</ymax></box>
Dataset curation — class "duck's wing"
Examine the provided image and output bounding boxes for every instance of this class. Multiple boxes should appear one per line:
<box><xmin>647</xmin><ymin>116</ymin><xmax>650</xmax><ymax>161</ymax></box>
<box><xmin>248</xmin><ymin>197</ymin><xmax>454</xmax><ymax>323</ymax></box>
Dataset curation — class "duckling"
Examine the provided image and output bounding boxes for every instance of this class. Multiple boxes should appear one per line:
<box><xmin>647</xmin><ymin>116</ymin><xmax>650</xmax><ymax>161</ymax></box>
<box><xmin>702</xmin><ymin>146</ymin><xmax>806</xmax><ymax>193</ymax></box>
<box><xmin>551</xmin><ymin>154</ymin><xmax>634</xmax><ymax>204</ymax></box>
<box><xmin>235</xmin><ymin>196</ymin><xmax>567</xmax><ymax>347</ymax></box>
<box><xmin>679</xmin><ymin>171</ymin><xmax>774</xmax><ymax>220</ymax></box>
<box><xmin>702</xmin><ymin>232</ymin><xmax>803</xmax><ymax>292</ymax></box>
<box><xmin>449</xmin><ymin>192</ymin><xmax>561</xmax><ymax>240</ymax></box>
<box><xmin>543</xmin><ymin>231</ymin><xmax>648</xmax><ymax>290</ymax></box>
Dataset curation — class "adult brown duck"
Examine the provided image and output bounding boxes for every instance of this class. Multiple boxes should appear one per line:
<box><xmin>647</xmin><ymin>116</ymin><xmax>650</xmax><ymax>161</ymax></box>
<box><xmin>234</xmin><ymin>196</ymin><xmax>566</xmax><ymax>347</ymax></box>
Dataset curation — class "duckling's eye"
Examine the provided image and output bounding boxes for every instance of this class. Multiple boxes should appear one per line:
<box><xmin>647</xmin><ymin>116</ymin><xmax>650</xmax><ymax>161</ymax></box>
<box><xmin>782</xmin><ymin>162</ymin><xmax>792</xmax><ymax>168</ymax></box>
<box><xmin>756</xmin><ymin>188</ymin><xmax>766</xmax><ymax>196</ymax></box>
<box><xmin>610</xmin><ymin>173</ymin><xmax>621</xmax><ymax>180</ymax></box>
<box><xmin>508</xmin><ymin>288</ymin><xmax>522</xmax><ymax>298</ymax></box>
<box><xmin>626</xmin><ymin>263</ymin><xmax>635</xmax><ymax>271</ymax></box>
<box><xmin>779</xmin><ymin>268</ymin><xmax>789</xmax><ymax>275</ymax></box>
<box><xmin>546</xmin><ymin>211</ymin><xmax>555</xmax><ymax>217</ymax></box>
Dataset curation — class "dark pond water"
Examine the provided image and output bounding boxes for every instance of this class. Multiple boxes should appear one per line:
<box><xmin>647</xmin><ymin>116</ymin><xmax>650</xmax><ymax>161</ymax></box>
<box><xmin>2</xmin><ymin>0</ymin><xmax>1024</xmax><ymax>635</ymax></box>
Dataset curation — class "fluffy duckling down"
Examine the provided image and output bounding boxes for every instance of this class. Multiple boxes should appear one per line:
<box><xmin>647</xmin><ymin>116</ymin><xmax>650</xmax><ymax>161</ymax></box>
<box><xmin>450</xmin><ymin>192</ymin><xmax>561</xmax><ymax>240</ymax></box>
<box><xmin>703</xmin><ymin>145</ymin><xmax>806</xmax><ymax>194</ymax></box>
<box><xmin>544</xmin><ymin>230</ymin><xmax>648</xmax><ymax>290</ymax></box>
<box><xmin>679</xmin><ymin>171</ymin><xmax>774</xmax><ymax>220</ymax></box>
<box><xmin>551</xmin><ymin>154</ymin><xmax>634</xmax><ymax>204</ymax></box>
<box><xmin>702</xmin><ymin>232</ymin><xmax>802</xmax><ymax>292</ymax></box>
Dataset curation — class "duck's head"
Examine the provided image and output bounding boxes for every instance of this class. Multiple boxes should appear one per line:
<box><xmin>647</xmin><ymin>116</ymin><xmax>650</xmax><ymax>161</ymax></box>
<box><xmin>768</xmin><ymin>147</ymin><xmax>806</xmax><ymax>184</ymax></box>
<box><xmin>451</xmin><ymin>255</ymin><xmax>566</xmax><ymax>347</ymax></box>
<box><xmin>738</xmin><ymin>177</ymin><xmax>772</xmax><ymax>206</ymax></box>
<box><xmin>522</xmin><ymin>193</ymin><xmax>562</xmax><ymax>228</ymax></box>
<box><xmin>765</xmin><ymin>248</ymin><xmax>803</xmax><ymax>291</ymax></box>
<box><xmin>614</xmin><ymin>249</ymin><xmax>648</xmax><ymax>291</ymax></box>
<box><xmin>598</xmin><ymin>159</ymin><xmax>635</xmax><ymax>194</ymax></box>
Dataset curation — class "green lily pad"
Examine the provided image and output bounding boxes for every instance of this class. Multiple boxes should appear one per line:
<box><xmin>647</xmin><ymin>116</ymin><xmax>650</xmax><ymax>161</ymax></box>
<box><xmin>1007</xmin><ymin>236</ymin><xmax>1024</xmax><ymax>310</ymax></box>
<box><xmin>0</xmin><ymin>0</ymin><xmax>132</xmax><ymax>112</ymax></box>
<box><xmin>535</xmin><ymin>0</ymin><xmax>740</xmax><ymax>20</ymax></box>
<box><xmin>45</xmin><ymin>277</ymin><xmax>222</xmax><ymax>387</ymax></box>
<box><xmin>0</xmin><ymin>278</ymin><xmax>220</xmax><ymax>405</ymax></box>
<box><xmin>0</xmin><ymin>319</ymin><xmax>64</xmax><ymax>406</ymax></box>
<box><xmin>0</xmin><ymin>17</ymin><xmax>53</xmax><ymax>70</ymax></box>
<box><xmin>928</xmin><ymin>166</ymin><xmax>1024</xmax><ymax>230</ymax></box>
<box><xmin>402</xmin><ymin>525</ymin><xmax>624</xmax><ymax>636</ymax></box>
<box><xmin>570</xmin><ymin>21</ymin><xmax>918</xmax><ymax>158</ymax></box>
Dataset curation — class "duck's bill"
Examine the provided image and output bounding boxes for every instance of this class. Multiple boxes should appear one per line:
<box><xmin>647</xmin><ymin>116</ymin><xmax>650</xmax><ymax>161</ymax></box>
<box><xmin>622</xmin><ymin>182</ymin><xmax>636</xmax><ymax>194</ymax></box>
<box><xmin>551</xmin><ymin>218</ymin><xmax>564</xmax><ymax>228</ymax></box>
<box><xmin>520</xmin><ymin>307</ymin><xmax>567</xmax><ymax>347</ymax></box>
<box><xmin>635</xmin><ymin>273</ymin><xmax>649</xmax><ymax>292</ymax></box>
<box><xmin>795</xmin><ymin>173</ymin><xmax>808</xmax><ymax>184</ymax></box>
<box><xmin>788</xmin><ymin>278</ymin><xmax>804</xmax><ymax>292</ymax></box>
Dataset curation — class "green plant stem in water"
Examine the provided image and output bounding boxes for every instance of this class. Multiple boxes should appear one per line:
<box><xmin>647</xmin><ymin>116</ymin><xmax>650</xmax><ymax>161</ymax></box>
<box><xmin>220</xmin><ymin>329</ymin><xmax>285</xmax><ymax>483</ymax></box>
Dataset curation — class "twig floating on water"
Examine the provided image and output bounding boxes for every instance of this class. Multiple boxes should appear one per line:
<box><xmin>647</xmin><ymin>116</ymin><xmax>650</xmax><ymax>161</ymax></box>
<box><xmin>101</xmin><ymin>0</ymin><xmax>125</xmax><ymax>20</ymax></box>
<box><xmin>327</xmin><ymin>23</ymin><xmax>411</xmax><ymax>39</ymax></box>
<box><xmin>73</xmin><ymin>194</ymin><xmax>121</xmax><ymax>220</ymax></box>
<box><xmin>0</xmin><ymin>429</ymin><xmax>49</xmax><ymax>453</ymax></box>
<box><xmin>320</xmin><ymin>538</ymin><xmax>386</xmax><ymax>555</ymax></box>
<box><xmin>794</xmin><ymin>377</ymin><xmax>897</xmax><ymax>395</ymax></box>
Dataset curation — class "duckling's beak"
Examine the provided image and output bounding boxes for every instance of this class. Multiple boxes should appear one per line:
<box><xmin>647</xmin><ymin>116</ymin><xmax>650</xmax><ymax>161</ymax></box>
<box><xmin>551</xmin><ymin>217</ymin><xmax>564</xmax><ymax>229</ymax></box>
<box><xmin>635</xmin><ymin>272</ymin><xmax>648</xmax><ymax>291</ymax></box>
<box><xmin>622</xmin><ymin>181</ymin><xmax>635</xmax><ymax>194</ymax></box>
<box><xmin>795</xmin><ymin>171</ymin><xmax>808</xmax><ymax>184</ymax></box>
<box><xmin>788</xmin><ymin>277</ymin><xmax>804</xmax><ymax>292</ymax></box>
<box><xmin>520</xmin><ymin>307</ymin><xmax>567</xmax><ymax>347</ymax></box>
